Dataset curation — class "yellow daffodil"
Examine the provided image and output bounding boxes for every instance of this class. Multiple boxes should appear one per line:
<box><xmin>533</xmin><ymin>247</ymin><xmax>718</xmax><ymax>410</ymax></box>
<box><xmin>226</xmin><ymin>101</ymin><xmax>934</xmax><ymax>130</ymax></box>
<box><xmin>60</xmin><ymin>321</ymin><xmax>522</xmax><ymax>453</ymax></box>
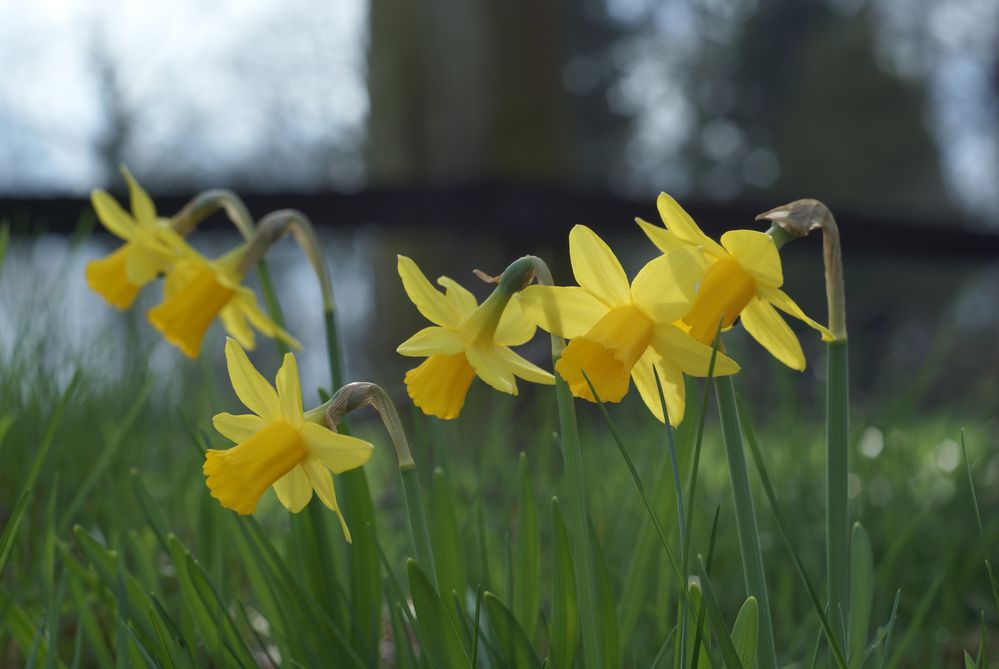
<box><xmin>519</xmin><ymin>225</ymin><xmax>740</xmax><ymax>425</ymax></box>
<box><xmin>396</xmin><ymin>255</ymin><xmax>554</xmax><ymax>420</ymax></box>
<box><xmin>147</xmin><ymin>245</ymin><xmax>299</xmax><ymax>358</ymax></box>
<box><xmin>204</xmin><ymin>339</ymin><xmax>374</xmax><ymax>541</ymax></box>
<box><xmin>638</xmin><ymin>193</ymin><xmax>834</xmax><ymax>370</ymax></box>
<box><xmin>85</xmin><ymin>168</ymin><xmax>189</xmax><ymax>309</ymax></box>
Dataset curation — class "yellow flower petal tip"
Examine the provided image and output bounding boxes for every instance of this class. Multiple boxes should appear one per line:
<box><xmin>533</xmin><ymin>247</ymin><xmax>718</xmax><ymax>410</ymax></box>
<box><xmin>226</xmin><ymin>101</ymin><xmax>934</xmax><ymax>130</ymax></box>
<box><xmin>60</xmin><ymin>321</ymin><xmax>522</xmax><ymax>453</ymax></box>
<box><xmin>404</xmin><ymin>353</ymin><xmax>476</xmax><ymax>420</ymax></box>
<box><xmin>85</xmin><ymin>247</ymin><xmax>141</xmax><ymax>310</ymax></box>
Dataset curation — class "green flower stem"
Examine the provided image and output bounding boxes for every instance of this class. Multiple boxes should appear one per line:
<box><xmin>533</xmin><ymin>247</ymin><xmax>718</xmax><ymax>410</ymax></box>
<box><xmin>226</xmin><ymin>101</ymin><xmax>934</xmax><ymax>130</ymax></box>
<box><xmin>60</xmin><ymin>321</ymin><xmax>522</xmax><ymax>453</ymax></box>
<box><xmin>171</xmin><ymin>189</ymin><xmax>256</xmax><ymax>239</ymax></box>
<box><xmin>827</xmin><ymin>338</ymin><xmax>850</xmax><ymax>642</ymax></box>
<box><xmin>324</xmin><ymin>383</ymin><xmax>433</xmax><ymax>581</ymax></box>
<box><xmin>716</xmin><ymin>375</ymin><xmax>778</xmax><ymax>669</ymax></box>
<box><xmin>525</xmin><ymin>256</ymin><xmax>602</xmax><ymax>669</ymax></box>
<box><xmin>759</xmin><ymin>199</ymin><xmax>850</xmax><ymax>645</ymax></box>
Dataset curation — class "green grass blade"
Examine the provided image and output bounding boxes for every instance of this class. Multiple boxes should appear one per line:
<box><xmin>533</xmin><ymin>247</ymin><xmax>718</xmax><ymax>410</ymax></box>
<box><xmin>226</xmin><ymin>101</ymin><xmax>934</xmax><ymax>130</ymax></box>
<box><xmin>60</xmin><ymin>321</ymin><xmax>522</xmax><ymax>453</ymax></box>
<box><xmin>548</xmin><ymin>498</ymin><xmax>579</xmax><ymax>669</ymax></box>
<box><xmin>22</xmin><ymin>370</ymin><xmax>80</xmax><ymax>496</ymax></box>
<box><xmin>715</xmin><ymin>376</ymin><xmax>778</xmax><ymax>669</ymax></box>
<box><xmin>0</xmin><ymin>221</ymin><xmax>9</xmax><ymax>275</ymax></box>
<box><xmin>0</xmin><ymin>490</ymin><xmax>31</xmax><ymax>580</ymax></box>
<box><xmin>731</xmin><ymin>596</ymin><xmax>759</xmax><ymax>669</ymax></box>
<box><xmin>649</xmin><ymin>625</ymin><xmax>677</xmax><ymax>669</ymax></box>
<box><xmin>513</xmin><ymin>453</ymin><xmax>541</xmax><ymax>641</ymax></box>
<box><xmin>961</xmin><ymin>429</ymin><xmax>999</xmax><ymax>617</ymax></box>
<box><xmin>407</xmin><ymin>558</ymin><xmax>472</xmax><ymax>669</ymax></box>
<box><xmin>878</xmin><ymin>590</ymin><xmax>901</xmax><ymax>669</ymax></box>
<box><xmin>551</xmin><ymin>354</ymin><xmax>603</xmax><ymax>669</ymax></box>
<box><xmin>581</xmin><ymin>372</ymin><xmax>683</xmax><ymax>585</ymax></box>
<box><xmin>58</xmin><ymin>381</ymin><xmax>152</xmax><ymax>533</ymax></box>
<box><xmin>736</xmin><ymin>395</ymin><xmax>848</xmax><ymax>668</ymax></box>
<box><xmin>431</xmin><ymin>468</ymin><xmax>470</xmax><ymax>607</ymax></box>
<box><xmin>695</xmin><ymin>557</ymin><xmax>745</xmax><ymax>669</ymax></box>
<box><xmin>483</xmin><ymin>592</ymin><xmax>542</xmax><ymax>669</ymax></box>
<box><xmin>848</xmin><ymin>522</ymin><xmax>874</xmax><ymax>668</ymax></box>
<box><xmin>589</xmin><ymin>520</ymin><xmax>621</xmax><ymax>668</ymax></box>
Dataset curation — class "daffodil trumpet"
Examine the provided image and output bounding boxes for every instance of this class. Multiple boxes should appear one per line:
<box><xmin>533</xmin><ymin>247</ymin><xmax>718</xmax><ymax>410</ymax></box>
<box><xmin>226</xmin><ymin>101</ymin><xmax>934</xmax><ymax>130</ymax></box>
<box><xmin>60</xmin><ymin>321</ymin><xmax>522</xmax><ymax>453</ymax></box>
<box><xmin>397</xmin><ymin>255</ymin><xmax>554</xmax><ymax>420</ymax></box>
<box><xmin>757</xmin><ymin>198</ymin><xmax>851</xmax><ymax>646</ymax></box>
<box><xmin>204</xmin><ymin>339</ymin><xmax>374</xmax><ymax>542</ymax></box>
<box><xmin>147</xmin><ymin>244</ymin><xmax>300</xmax><ymax>358</ymax></box>
<box><xmin>323</xmin><ymin>382</ymin><xmax>436</xmax><ymax>581</ymax></box>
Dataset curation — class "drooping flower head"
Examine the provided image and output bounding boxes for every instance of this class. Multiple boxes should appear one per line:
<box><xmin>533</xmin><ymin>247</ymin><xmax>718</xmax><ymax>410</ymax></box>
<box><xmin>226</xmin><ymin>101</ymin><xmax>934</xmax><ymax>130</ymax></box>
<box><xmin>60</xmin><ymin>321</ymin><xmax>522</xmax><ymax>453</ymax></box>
<box><xmin>638</xmin><ymin>193</ymin><xmax>833</xmax><ymax>370</ymax></box>
<box><xmin>85</xmin><ymin>167</ymin><xmax>190</xmax><ymax>309</ymax></box>
<box><xmin>205</xmin><ymin>339</ymin><xmax>374</xmax><ymax>541</ymax></box>
<box><xmin>147</xmin><ymin>245</ymin><xmax>299</xmax><ymax>358</ymax></box>
<box><xmin>397</xmin><ymin>255</ymin><xmax>554</xmax><ymax>420</ymax></box>
<box><xmin>519</xmin><ymin>225</ymin><xmax>740</xmax><ymax>425</ymax></box>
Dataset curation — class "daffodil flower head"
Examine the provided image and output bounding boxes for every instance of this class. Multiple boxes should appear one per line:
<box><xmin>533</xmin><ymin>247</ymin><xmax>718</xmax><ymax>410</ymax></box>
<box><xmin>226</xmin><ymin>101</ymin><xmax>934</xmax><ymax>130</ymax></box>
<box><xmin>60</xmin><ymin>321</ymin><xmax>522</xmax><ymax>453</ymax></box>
<box><xmin>85</xmin><ymin>167</ymin><xmax>190</xmax><ymax>309</ymax></box>
<box><xmin>205</xmin><ymin>339</ymin><xmax>374</xmax><ymax>541</ymax></box>
<box><xmin>519</xmin><ymin>224</ymin><xmax>741</xmax><ymax>426</ymax></box>
<box><xmin>147</xmin><ymin>245</ymin><xmax>300</xmax><ymax>358</ymax></box>
<box><xmin>638</xmin><ymin>192</ymin><xmax>834</xmax><ymax>370</ymax></box>
<box><xmin>396</xmin><ymin>255</ymin><xmax>554</xmax><ymax>420</ymax></box>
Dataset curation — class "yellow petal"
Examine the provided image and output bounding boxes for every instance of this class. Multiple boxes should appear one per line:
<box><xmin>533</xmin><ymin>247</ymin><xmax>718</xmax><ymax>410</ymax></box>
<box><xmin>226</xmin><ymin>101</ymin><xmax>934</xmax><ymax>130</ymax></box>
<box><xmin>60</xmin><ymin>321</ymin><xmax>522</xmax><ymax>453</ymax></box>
<box><xmin>125</xmin><ymin>240</ymin><xmax>174</xmax><ymax>285</ymax></box>
<box><xmin>437</xmin><ymin>276</ymin><xmax>478</xmax><ymax>318</ymax></box>
<box><xmin>720</xmin><ymin>230</ymin><xmax>782</xmax><ymax>288</ymax></box>
<box><xmin>739</xmin><ymin>297</ymin><xmax>806</xmax><ymax>370</ymax></box>
<box><xmin>276</xmin><ymin>353</ymin><xmax>303</xmax><ymax>424</ymax></box>
<box><xmin>212</xmin><ymin>412</ymin><xmax>266</xmax><ymax>443</ymax></box>
<box><xmin>495</xmin><ymin>346</ymin><xmax>555</xmax><ymax>385</ymax></box>
<box><xmin>301</xmin><ymin>460</ymin><xmax>352</xmax><ymax>542</ymax></box>
<box><xmin>636</xmin><ymin>217</ymin><xmax>690</xmax><ymax>254</ymax></box>
<box><xmin>219</xmin><ymin>304</ymin><xmax>256</xmax><ymax>351</ymax></box>
<box><xmin>651</xmin><ymin>324</ymin><xmax>740</xmax><ymax>377</ymax></box>
<box><xmin>397</xmin><ymin>326</ymin><xmax>465</xmax><ymax>357</ymax></box>
<box><xmin>235</xmin><ymin>290</ymin><xmax>302</xmax><ymax>350</ymax></box>
<box><xmin>631</xmin><ymin>352</ymin><xmax>686</xmax><ymax>426</ymax></box>
<box><xmin>272</xmin><ymin>464</ymin><xmax>313</xmax><ymax>513</ymax></box>
<box><xmin>224</xmin><ymin>338</ymin><xmax>281</xmax><ymax>420</ymax></box>
<box><xmin>517</xmin><ymin>285</ymin><xmax>606</xmax><ymax>339</ymax></box>
<box><xmin>147</xmin><ymin>267</ymin><xmax>234</xmax><ymax>358</ymax></box>
<box><xmin>299</xmin><ymin>422</ymin><xmax>374</xmax><ymax>473</ymax></box>
<box><xmin>121</xmin><ymin>166</ymin><xmax>156</xmax><ymax>224</ymax></box>
<box><xmin>630</xmin><ymin>248</ymin><xmax>705</xmax><ymax>323</ymax></box>
<box><xmin>398</xmin><ymin>255</ymin><xmax>463</xmax><ymax>327</ymax></box>
<box><xmin>404</xmin><ymin>353</ymin><xmax>476</xmax><ymax>420</ymax></box>
<box><xmin>493</xmin><ymin>297</ymin><xmax>537</xmax><ymax>347</ymax></box>
<box><xmin>680</xmin><ymin>256</ymin><xmax>756</xmax><ymax>345</ymax></box>
<box><xmin>90</xmin><ymin>190</ymin><xmax>136</xmax><ymax>241</ymax></box>
<box><xmin>466</xmin><ymin>344</ymin><xmax>518</xmax><ymax>395</ymax></box>
<box><xmin>568</xmin><ymin>225</ymin><xmax>631</xmax><ymax>307</ymax></box>
<box><xmin>656</xmin><ymin>192</ymin><xmax>725</xmax><ymax>256</ymax></box>
<box><xmin>758</xmin><ymin>286</ymin><xmax>835</xmax><ymax>342</ymax></box>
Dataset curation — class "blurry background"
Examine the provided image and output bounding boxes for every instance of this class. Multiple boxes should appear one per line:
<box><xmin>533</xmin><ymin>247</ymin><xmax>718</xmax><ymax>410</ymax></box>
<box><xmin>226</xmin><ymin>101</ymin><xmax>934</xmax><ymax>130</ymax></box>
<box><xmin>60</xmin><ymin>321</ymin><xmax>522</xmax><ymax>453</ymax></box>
<box><xmin>2</xmin><ymin>2</ymin><xmax>999</xmax><ymax>663</ymax></box>
<box><xmin>1</xmin><ymin>0</ymin><xmax>997</xmax><ymax>407</ymax></box>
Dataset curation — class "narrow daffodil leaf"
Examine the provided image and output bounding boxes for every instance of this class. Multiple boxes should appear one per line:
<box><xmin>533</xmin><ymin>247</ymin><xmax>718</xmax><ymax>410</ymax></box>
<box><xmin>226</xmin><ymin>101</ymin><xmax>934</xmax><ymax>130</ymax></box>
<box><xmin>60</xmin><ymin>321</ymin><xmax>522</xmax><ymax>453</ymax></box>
<box><xmin>548</xmin><ymin>498</ymin><xmax>579</xmax><ymax>669</ymax></box>
<box><xmin>849</xmin><ymin>522</ymin><xmax>874</xmax><ymax>667</ymax></box>
<box><xmin>407</xmin><ymin>558</ymin><xmax>472</xmax><ymax>669</ymax></box>
<box><xmin>513</xmin><ymin>453</ymin><xmax>541</xmax><ymax>642</ymax></box>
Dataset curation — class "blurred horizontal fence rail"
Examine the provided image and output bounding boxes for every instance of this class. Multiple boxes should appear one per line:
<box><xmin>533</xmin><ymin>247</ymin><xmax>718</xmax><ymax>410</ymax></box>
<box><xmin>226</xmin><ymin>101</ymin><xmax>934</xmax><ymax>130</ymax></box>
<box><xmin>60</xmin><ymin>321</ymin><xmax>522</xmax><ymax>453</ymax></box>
<box><xmin>3</xmin><ymin>182</ymin><xmax>999</xmax><ymax>260</ymax></box>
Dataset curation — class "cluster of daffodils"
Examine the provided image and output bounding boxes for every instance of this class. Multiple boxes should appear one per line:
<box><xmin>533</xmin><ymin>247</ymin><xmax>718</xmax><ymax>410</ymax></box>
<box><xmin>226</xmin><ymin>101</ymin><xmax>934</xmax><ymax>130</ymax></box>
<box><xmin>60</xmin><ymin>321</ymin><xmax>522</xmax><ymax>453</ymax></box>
<box><xmin>397</xmin><ymin>193</ymin><xmax>832</xmax><ymax>426</ymax></box>
<box><xmin>86</xmin><ymin>168</ymin><xmax>297</xmax><ymax>358</ymax></box>
<box><xmin>89</xmin><ymin>171</ymin><xmax>831</xmax><ymax>543</ymax></box>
